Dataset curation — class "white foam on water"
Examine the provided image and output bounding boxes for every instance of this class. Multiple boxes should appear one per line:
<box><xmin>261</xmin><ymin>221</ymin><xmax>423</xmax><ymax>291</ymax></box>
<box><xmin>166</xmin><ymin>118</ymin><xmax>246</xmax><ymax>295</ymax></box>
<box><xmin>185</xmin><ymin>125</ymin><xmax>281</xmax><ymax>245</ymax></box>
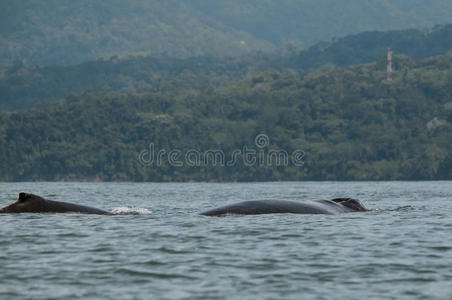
<box><xmin>111</xmin><ymin>207</ymin><xmax>152</xmax><ymax>215</ymax></box>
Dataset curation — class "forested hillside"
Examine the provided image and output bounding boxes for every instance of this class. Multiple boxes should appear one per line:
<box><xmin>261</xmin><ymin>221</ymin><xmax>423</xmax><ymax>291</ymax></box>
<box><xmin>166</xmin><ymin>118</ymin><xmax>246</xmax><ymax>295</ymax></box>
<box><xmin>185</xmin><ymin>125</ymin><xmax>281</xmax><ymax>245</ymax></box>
<box><xmin>285</xmin><ymin>24</ymin><xmax>452</xmax><ymax>71</ymax></box>
<box><xmin>1</xmin><ymin>55</ymin><xmax>451</xmax><ymax>181</ymax></box>
<box><xmin>2</xmin><ymin>24</ymin><xmax>452</xmax><ymax>111</ymax></box>
<box><xmin>2</xmin><ymin>0</ymin><xmax>452</xmax><ymax>66</ymax></box>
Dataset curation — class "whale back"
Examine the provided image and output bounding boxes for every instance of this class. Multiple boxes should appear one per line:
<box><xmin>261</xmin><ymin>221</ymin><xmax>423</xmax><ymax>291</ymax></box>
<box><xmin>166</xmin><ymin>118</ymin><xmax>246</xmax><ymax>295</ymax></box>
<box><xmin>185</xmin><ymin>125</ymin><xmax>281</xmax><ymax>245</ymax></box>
<box><xmin>0</xmin><ymin>192</ymin><xmax>48</xmax><ymax>213</ymax></box>
<box><xmin>200</xmin><ymin>198</ymin><xmax>369</xmax><ymax>216</ymax></box>
<box><xmin>0</xmin><ymin>192</ymin><xmax>110</xmax><ymax>215</ymax></box>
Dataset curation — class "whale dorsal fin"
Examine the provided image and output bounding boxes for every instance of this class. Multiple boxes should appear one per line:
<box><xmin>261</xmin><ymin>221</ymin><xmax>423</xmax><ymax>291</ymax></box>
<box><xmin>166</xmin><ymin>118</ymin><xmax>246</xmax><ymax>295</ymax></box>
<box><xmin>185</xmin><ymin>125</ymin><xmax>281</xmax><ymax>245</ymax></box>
<box><xmin>18</xmin><ymin>192</ymin><xmax>40</xmax><ymax>202</ymax></box>
<box><xmin>331</xmin><ymin>198</ymin><xmax>368</xmax><ymax>211</ymax></box>
<box><xmin>331</xmin><ymin>198</ymin><xmax>352</xmax><ymax>203</ymax></box>
<box><xmin>18</xmin><ymin>192</ymin><xmax>29</xmax><ymax>202</ymax></box>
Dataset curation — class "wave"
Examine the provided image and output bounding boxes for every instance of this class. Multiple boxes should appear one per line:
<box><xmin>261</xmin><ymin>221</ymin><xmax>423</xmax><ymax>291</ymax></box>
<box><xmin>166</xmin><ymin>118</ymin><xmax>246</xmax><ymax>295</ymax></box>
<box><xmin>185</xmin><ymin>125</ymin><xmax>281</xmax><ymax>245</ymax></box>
<box><xmin>111</xmin><ymin>207</ymin><xmax>152</xmax><ymax>215</ymax></box>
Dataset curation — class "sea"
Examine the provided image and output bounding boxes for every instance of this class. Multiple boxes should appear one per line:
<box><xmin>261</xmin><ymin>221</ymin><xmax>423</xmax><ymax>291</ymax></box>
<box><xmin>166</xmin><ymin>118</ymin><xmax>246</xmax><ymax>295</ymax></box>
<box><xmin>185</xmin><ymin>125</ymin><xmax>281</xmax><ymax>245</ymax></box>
<box><xmin>0</xmin><ymin>181</ymin><xmax>451</xmax><ymax>300</ymax></box>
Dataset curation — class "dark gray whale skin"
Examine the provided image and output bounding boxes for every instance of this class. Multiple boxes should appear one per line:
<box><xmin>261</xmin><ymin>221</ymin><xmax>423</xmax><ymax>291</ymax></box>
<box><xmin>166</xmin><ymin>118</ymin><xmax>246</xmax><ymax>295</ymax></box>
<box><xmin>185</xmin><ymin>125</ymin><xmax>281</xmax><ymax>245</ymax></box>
<box><xmin>0</xmin><ymin>192</ymin><xmax>110</xmax><ymax>215</ymax></box>
<box><xmin>200</xmin><ymin>198</ymin><xmax>368</xmax><ymax>216</ymax></box>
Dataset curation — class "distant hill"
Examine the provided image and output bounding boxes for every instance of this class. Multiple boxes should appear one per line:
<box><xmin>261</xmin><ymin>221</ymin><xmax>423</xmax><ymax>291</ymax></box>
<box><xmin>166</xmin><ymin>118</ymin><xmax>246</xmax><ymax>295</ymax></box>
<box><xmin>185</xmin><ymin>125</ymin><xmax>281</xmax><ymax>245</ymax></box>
<box><xmin>2</xmin><ymin>24</ymin><xmax>452</xmax><ymax>111</ymax></box>
<box><xmin>2</xmin><ymin>0</ymin><xmax>452</xmax><ymax>66</ymax></box>
<box><xmin>284</xmin><ymin>24</ymin><xmax>452</xmax><ymax>71</ymax></box>
<box><xmin>0</xmin><ymin>55</ymin><xmax>451</xmax><ymax>181</ymax></box>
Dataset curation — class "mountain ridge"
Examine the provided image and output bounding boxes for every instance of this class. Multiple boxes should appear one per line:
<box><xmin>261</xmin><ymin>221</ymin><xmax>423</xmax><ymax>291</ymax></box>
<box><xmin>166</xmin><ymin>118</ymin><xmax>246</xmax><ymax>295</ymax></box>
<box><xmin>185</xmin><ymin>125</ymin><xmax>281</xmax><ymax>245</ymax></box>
<box><xmin>1</xmin><ymin>24</ymin><xmax>452</xmax><ymax>111</ymax></box>
<box><xmin>2</xmin><ymin>0</ymin><xmax>452</xmax><ymax>66</ymax></box>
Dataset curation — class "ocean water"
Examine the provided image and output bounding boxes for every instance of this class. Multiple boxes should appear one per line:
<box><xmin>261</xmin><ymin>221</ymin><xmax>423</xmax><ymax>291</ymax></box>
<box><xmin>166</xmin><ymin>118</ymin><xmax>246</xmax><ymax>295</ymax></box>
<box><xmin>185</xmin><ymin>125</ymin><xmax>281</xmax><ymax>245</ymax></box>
<box><xmin>0</xmin><ymin>181</ymin><xmax>451</xmax><ymax>300</ymax></box>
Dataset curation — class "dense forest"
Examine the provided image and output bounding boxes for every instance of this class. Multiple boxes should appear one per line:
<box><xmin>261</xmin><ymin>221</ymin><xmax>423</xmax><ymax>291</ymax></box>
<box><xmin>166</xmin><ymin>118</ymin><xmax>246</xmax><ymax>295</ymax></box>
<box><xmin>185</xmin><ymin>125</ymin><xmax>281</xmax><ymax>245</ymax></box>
<box><xmin>2</xmin><ymin>24</ymin><xmax>452</xmax><ymax>111</ymax></box>
<box><xmin>0</xmin><ymin>55</ymin><xmax>451</xmax><ymax>181</ymax></box>
<box><xmin>2</xmin><ymin>0</ymin><xmax>452</xmax><ymax>66</ymax></box>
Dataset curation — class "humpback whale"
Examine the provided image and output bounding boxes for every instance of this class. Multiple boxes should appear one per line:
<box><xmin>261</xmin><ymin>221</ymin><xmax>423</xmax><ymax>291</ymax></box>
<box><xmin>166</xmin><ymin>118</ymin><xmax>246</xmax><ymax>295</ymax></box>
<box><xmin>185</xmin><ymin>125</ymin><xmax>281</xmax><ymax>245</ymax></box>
<box><xmin>200</xmin><ymin>198</ymin><xmax>368</xmax><ymax>216</ymax></box>
<box><xmin>0</xmin><ymin>192</ymin><xmax>110</xmax><ymax>215</ymax></box>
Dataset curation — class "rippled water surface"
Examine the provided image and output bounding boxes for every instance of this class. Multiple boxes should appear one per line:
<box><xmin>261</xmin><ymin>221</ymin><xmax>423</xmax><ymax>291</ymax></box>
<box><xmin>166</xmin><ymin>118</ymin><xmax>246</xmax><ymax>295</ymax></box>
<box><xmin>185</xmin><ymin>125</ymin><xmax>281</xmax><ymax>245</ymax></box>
<box><xmin>1</xmin><ymin>182</ymin><xmax>451</xmax><ymax>299</ymax></box>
